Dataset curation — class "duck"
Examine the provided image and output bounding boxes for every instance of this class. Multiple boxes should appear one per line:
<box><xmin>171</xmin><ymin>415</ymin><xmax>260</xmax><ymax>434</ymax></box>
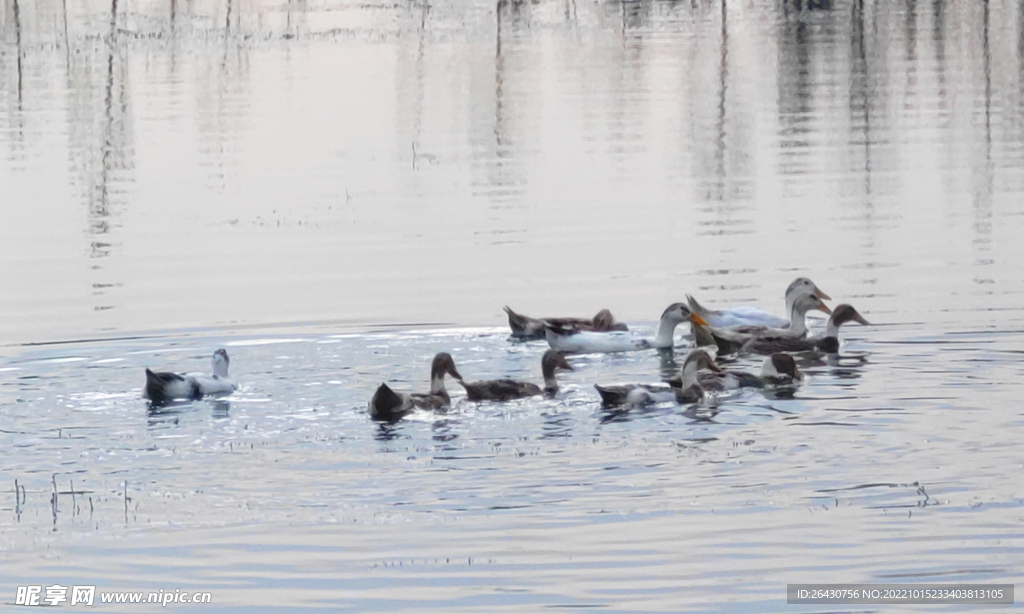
<box><xmin>697</xmin><ymin>353</ymin><xmax>803</xmax><ymax>391</ymax></box>
<box><xmin>546</xmin><ymin>303</ymin><xmax>707</xmax><ymax>354</ymax></box>
<box><xmin>594</xmin><ymin>349</ymin><xmax>722</xmax><ymax>407</ymax></box>
<box><xmin>368</xmin><ymin>352</ymin><xmax>463</xmax><ymax>422</ymax></box>
<box><xmin>695</xmin><ymin>294</ymin><xmax>832</xmax><ymax>355</ymax></box>
<box><xmin>504</xmin><ymin>306</ymin><xmax>628</xmax><ymax>340</ymax></box>
<box><xmin>144</xmin><ymin>348</ymin><xmax>238</xmax><ymax>402</ymax></box>
<box><xmin>458</xmin><ymin>350</ymin><xmax>573</xmax><ymax>401</ymax></box>
<box><xmin>687</xmin><ymin>277</ymin><xmax>831</xmax><ymax>329</ymax></box>
<box><xmin>737</xmin><ymin>304</ymin><xmax>871</xmax><ymax>355</ymax></box>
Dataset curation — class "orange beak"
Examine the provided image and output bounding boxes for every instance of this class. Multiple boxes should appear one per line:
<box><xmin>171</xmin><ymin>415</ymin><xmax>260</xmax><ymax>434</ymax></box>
<box><xmin>690</xmin><ymin>313</ymin><xmax>709</xmax><ymax>326</ymax></box>
<box><xmin>816</xmin><ymin>302</ymin><xmax>833</xmax><ymax>316</ymax></box>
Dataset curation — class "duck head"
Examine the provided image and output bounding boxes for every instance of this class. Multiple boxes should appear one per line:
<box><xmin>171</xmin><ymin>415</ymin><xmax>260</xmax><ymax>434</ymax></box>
<box><xmin>791</xmin><ymin>293</ymin><xmax>833</xmax><ymax>318</ymax></box>
<box><xmin>591</xmin><ymin>309</ymin><xmax>625</xmax><ymax>332</ymax></box>
<box><xmin>786</xmin><ymin>277</ymin><xmax>832</xmax><ymax>302</ymax></box>
<box><xmin>761</xmin><ymin>353</ymin><xmax>802</xmax><ymax>380</ymax></box>
<box><xmin>830</xmin><ymin>304</ymin><xmax>870</xmax><ymax>327</ymax></box>
<box><xmin>660</xmin><ymin>302</ymin><xmax>709</xmax><ymax>326</ymax></box>
<box><xmin>824</xmin><ymin>304</ymin><xmax>870</xmax><ymax>337</ymax></box>
<box><xmin>541</xmin><ymin>349</ymin><xmax>573</xmax><ymax>389</ymax></box>
<box><xmin>678</xmin><ymin>348</ymin><xmax>722</xmax><ymax>387</ymax></box>
<box><xmin>430</xmin><ymin>349</ymin><xmax>462</xmax><ymax>378</ymax></box>
<box><xmin>212</xmin><ymin>349</ymin><xmax>230</xmax><ymax>378</ymax></box>
<box><xmin>654</xmin><ymin>303</ymin><xmax>708</xmax><ymax>348</ymax></box>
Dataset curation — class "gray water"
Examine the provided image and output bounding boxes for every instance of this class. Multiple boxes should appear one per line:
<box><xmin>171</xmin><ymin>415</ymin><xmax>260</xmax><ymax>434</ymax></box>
<box><xmin>2</xmin><ymin>0</ymin><xmax>1024</xmax><ymax>611</ymax></box>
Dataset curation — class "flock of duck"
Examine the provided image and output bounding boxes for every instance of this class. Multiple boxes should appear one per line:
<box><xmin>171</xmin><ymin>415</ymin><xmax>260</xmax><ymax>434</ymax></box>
<box><xmin>142</xmin><ymin>278</ymin><xmax>871</xmax><ymax>423</ymax></box>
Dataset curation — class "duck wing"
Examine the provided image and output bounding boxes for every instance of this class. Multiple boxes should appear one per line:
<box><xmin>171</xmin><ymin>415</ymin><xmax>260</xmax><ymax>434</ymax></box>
<box><xmin>546</xmin><ymin>328</ymin><xmax>652</xmax><ymax>354</ymax></box>
<box><xmin>460</xmin><ymin>379</ymin><xmax>542</xmax><ymax>402</ymax></box>
<box><xmin>743</xmin><ymin>335</ymin><xmax>818</xmax><ymax>355</ymax></box>
<box><xmin>698</xmin><ymin>370</ymin><xmax>765</xmax><ymax>391</ymax></box>
<box><xmin>594</xmin><ymin>383</ymin><xmax>674</xmax><ymax>406</ymax></box>
<box><xmin>189</xmin><ymin>374</ymin><xmax>237</xmax><ymax>396</ymax></box>
<box><xmin>504</xmin><ymin>306</ymin><xmax>548</xmax><ymax>338</ymax></box>
<box><xmin>686</xmin><ymin>295</ymin><xmax>788</xmax><ymax>329</ymax></box>
<box><xmin>708</xmin><ymin>307</ymin><xmax>788</xmax><ymax>329</ymax></box>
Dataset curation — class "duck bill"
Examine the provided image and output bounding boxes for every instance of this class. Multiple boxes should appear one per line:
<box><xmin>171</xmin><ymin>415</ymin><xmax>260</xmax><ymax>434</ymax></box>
<box><xmin>814</xmin><ymin>288</ymin><xmax>832</xmax><ymax>301</ymax></box>
<box><xmin>816</xmin><ymin>303</ymin><xmax>833</xmax><ymax>316</ymax></box>
<box><xmin>854</xmin><ymin>313</ymin><xmax>871</xmax><ymax>326</ymax></box>
<box><xmin>448</xmin><ymin>366</ymin><xmax>464</xmax><ymax>381</ymax></box>
<box><xmin>793</xmin><ymin>366</ymin><xmax>803</xmax><ymax>380</ymax></box>
<box><xmin>707</xmin><ymin>360</ymin><xmax>723</xmax><ymax>373</ymax></box>
<box><xmin>690</xmin><ymin>313</ymin><xmax>709</xmax><ymax>327</ymax></box>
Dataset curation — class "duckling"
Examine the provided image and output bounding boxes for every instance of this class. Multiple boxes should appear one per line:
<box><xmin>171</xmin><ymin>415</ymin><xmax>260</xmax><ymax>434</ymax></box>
<box><xmin>697</xmin><ymin>353</ymin><xmax>802</xmax><ymax>391</ymax></box>
<box><xmin>594</xmin><ymin>349</ymin><xmax>721</xmax><ymax>407</ymax></box>
<box><xmin>143</xmin><ymin>349</ymin><xmax>237</xmax><ymax>402</ymax></box>
<box><xmin>459</xmin><ymin>350</ymin><xmax>573</xmax><ymax>401</ymax></box>
<box><xmin>740</xmin><ymin>304</ymin><xmax>871</xmax><ymax>355</ymax></box>
<box><xmin>546</xmin><ymin>303</ymin><xmax>707</xmax><ymax>354</ymax></box>
<box><xmin>504</xmin><ymin>306</ymin><xmax>628</xmax><ymax>340</ymax></box>
<box><xmin>368</xmin><ymin>352</ymin><xmax>463</xmax><ymax>422</ymax></box>
<box><xmin>687</xmin><ymin>277</ymin><xmax>831</xmax><ymax>329</ymax></box>
<box><xmin>698</xmin><ymin>294</ymin><xmax>833</xmax><ymax>355</ymax></box>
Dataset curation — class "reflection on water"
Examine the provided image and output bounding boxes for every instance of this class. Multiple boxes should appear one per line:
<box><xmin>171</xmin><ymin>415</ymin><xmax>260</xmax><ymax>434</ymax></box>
<box><xmin>3</xmin><ymin>0</ymin><xmax>1024</xmax><ymax>610</ymax></box>
<box><xmin>3</xmin><ymin>326</ymin><xmax>1020</xmax><ymax>611</ymax></box>
<box><xmin>2</xmin><ymin>0</ymin><xmax>1024</xmax><ymax>342</ymax></box>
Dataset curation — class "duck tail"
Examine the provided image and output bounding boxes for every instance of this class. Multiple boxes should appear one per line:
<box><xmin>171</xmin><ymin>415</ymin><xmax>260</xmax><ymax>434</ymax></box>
<box><xmin>594</xmin><ymin>384</ymin><xmax>626</xmax><ymax>406</ymax></box>
<box><xmin>369</xmin><ymin>382</ymin><xmax>403</xmax><ymax>420</ymax></box>
<box><xmin>686</xmin><ymin>294</ymin><xmax>712</xmax><ymax>322</ymax></box>
<box><xmin>503</xmin><ymin>306</ymin><xmax>533</xmax><ymax>336</ymax></box>
<box><xmin>144</xmin><ymin>368</ymin><xmax>163</xmax><ymax>402</ymax></box>
<box><xmin>712</xmin><ymin>331</ymin><xmax>743</xmax><ymax>356</ymax></box>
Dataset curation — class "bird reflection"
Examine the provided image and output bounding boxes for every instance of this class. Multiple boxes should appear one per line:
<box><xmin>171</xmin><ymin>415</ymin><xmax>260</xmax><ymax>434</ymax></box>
<box><xmin>431</xmin><ymin>419</ymin><xmax>459</xmax><ymax>448</ymax></box>
<box><xmin>374</xmin><ymin>422</ymin><xmax>406</xmax><ymax>442</ymax></box>
<box><xmin>656</xmin><ymin>348</ymin><xmax>678</xmax><ymax>381</ymax></box>
<box><xmin>540</xmin><ymin>411</ymin><xmax>573</xmax><ymax>439</ymax></box>
<box><xmin>210</xmin><ymin>399</ymin><xmax>232</xmax><ymax>417</ymax></box>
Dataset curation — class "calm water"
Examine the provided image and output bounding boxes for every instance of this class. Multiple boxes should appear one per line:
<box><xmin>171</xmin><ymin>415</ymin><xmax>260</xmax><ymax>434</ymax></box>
<box><xmin>2</xmin><ymin>0</ymin><xmax>1024</xmax><ymax>610</ymax></box>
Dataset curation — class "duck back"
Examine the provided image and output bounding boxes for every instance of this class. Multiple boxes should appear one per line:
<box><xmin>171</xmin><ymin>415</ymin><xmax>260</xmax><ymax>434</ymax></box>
<box><xmin>461</xmin><ymin>379</ymin><xmax>543</xmax><ymax>402</ymax></box>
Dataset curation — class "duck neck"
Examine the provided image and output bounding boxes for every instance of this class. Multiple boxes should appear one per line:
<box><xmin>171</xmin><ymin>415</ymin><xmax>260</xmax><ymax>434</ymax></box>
<box><xmin>213</xmin><ymin>360</ymin><xmax>229</xmax><ymax>378</ymax></box>
<box><xmin>784</xmin><ymin>293</ymin><xmax>797</xmax><ymax>322</ymax></box>
<box><xmin>679</xmin><ymin>361</ymin><xmax>701</xmax><ymax>389</ymax></box>
<box><xmin>541</xmin><ymin>363</ymin><xmax>559</xmax><ymax>391</ymax></box>
<box><xmin>430</xmin><ymin>374</ymin><xmax>448</xmax><ymax>396</ymax></box>
<box><xmin>787</xmin><ymin>304</ymin><xmax>809</xmax><ymax>336</ymax></box>
<box><xmin>825</xmin><ymin>318</ymin><xmax>841</xmax><ymax>339</ymax></box>
<box><xmin>653</xmin><ymin>318</ymin><xmax>681</xmax><ymax>348</ymax></box>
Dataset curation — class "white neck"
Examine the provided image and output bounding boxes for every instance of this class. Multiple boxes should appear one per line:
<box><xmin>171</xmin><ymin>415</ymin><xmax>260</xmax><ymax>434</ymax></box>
<box><xmin>759</xmin><ymin>358</ymin><xmax>779</xmax><ymax>378</ymax></box>
<box><xmin>654</xmin><ymin>318</ymin><xmax>682</xmax><ymax>348</ymax></box>
<box><xmin>679</xmin><ymin>360</ymin><xmax>701</xmax><ymax>388</ymax></box>
<box><xmin>825</xmin><ymin>319</ymin><xmax>841</xmax><ymax>338</ymax></box>
<box><xmin>430</xmin><ymin>374</ymin><xmax>447</xmax><ymax>395</ymax></box>
<box><xmin>787</xmin><ymin>303</ymin><xmax>810</xmax><ymax>336</ymax></box>
<box><xmin>543</xmin><ymin>374</ymin><xmax>558</xmax><ymax>390</ymax></box>
<box><xmin>213</xmin><ymin>359</ymin><xmax>229</xmax><ymax>378</ymax></box>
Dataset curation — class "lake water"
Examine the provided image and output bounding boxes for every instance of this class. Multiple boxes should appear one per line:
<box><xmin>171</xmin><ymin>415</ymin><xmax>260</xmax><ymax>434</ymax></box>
<box><xmin>2</xmin><ymin>0</ymin><xmax>1024</xmax><ymax>611</ymax></box>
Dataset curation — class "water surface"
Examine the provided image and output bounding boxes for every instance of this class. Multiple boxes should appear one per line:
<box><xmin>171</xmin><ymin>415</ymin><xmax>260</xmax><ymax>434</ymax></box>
<box><xmin>2</xmin><ymin>0</ymin><xmax>1023</xmax><ymax>610</ymax></box>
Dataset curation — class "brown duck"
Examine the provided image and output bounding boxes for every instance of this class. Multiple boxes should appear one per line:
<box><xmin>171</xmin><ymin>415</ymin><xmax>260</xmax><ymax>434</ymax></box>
<box><xmin>459</xmin><ymin>350</ymin><xmax>573</xmax><ymax>401</ymax></box>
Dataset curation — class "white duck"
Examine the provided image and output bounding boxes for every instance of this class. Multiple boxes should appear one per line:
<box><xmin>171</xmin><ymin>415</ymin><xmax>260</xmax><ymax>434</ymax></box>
<box><xmin>144</xmin><ymin>349</ymin><xmax>238</xmax><ymax>402</ymax></box>
<box><xmin>545</xmin><ymin>303</ymin><xmax>708</xmax><ymax>354</ymax></box>
<box><xmin>687</xmin><ymin>277</ymin><xmax>831</xmax><ymax>329</ymax></box>
<box><xmin>716</xmin><ymin>293</ymin><xmax>832</xmax><ymax>339</ymax></box>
